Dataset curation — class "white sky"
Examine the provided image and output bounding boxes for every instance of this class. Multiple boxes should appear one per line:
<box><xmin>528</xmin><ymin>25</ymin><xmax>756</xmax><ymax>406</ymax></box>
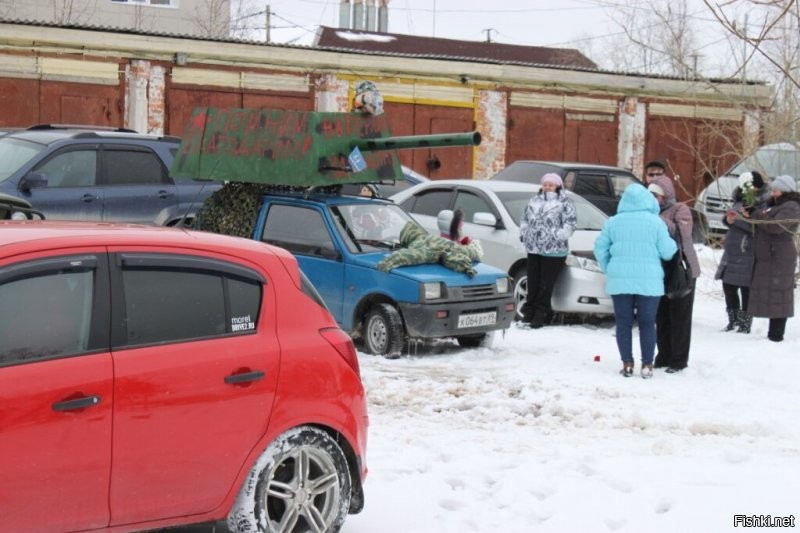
<box><xmin>253</xmin><ymin>0</ymin><xmax>755</xmax><ymax>76</ymax></box>
<box><xmin>343</xmin><ymin>244</ymin><xmax>800</xmax><ymax>532</ymax></box>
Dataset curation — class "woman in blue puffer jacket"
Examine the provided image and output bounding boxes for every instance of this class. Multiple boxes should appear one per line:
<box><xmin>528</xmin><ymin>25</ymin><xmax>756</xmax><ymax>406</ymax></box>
<box><xmin>594</xmin><ymin>183</ymin><xmax>677</xmax><ymax>378</ymax></box>
<box><xmin>519</xmin><ymin>173</ymin><xmax>577</xmax><ymax>328</ymax></box>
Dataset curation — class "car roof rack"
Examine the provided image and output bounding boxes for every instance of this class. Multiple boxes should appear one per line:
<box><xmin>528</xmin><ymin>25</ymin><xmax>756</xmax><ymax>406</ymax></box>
<box><xmin>26</xmin><ymin>124</ymin><xmax>139</xmax><ymax>133</ymax></box>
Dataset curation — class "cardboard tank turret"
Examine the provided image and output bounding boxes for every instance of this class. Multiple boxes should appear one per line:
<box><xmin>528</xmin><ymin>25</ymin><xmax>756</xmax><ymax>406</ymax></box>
<box><xmin>172</xmin><ymin>103</ymin><xmax>481</xmax><ymax>237</ymax></box>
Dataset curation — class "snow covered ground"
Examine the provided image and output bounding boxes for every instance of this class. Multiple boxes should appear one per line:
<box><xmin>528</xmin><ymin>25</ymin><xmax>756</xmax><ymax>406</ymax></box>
<box><xmin>344</xmin><ymin>245</ymin><xmax>800</xmax><ymax>533</ymax></box>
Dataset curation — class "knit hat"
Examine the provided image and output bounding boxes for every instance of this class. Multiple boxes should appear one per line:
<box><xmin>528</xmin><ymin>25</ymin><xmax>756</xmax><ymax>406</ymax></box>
<box><xmin>647</xmin><ymin>183</ymin><xmax>665</xmax><ymax>196</ymax></box>
<box><xmin>541</xmin><ymin>173</ymin><xmax>563</xmax><ymax>187</ymax></box>
<box><xmin>771</xmin><ymin>174</ymin><xmax>797</xmax><ymax>193</ymax></box>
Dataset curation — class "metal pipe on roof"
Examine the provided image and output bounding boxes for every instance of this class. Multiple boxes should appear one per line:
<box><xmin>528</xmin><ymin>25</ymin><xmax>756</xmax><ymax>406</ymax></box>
<box><xmin>353</xmin><ymin>0</ymin><xmax>364</xmax><ymax>30</ymax></box>
<box><xmin>378</xmin><ymin>0</ymin><xmax>389</xmax><ymax>33</ymax></box>
<box><xmin>339</xmin><ymin>0</ymin><xmax>351</xmax><ymax>29</ymax></box>
<box><xmin>366</xmin><ymin>0</ymin><xmax>376</xmax><ymax>32</ymax></box>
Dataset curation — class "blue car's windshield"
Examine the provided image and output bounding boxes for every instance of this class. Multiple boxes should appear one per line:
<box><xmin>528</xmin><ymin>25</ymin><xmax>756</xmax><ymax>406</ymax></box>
<box><xmin>0</xmin><ymin>138</ymin><xmax>46</xmax><ymax>181</ymax></box>
<box><xmin>331</xmin><ymin>203</ymin><xmax>418</xmax><ymax>253</ymax></box>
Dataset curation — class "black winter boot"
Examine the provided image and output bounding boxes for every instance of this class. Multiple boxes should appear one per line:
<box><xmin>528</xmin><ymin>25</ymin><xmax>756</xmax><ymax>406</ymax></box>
<box><xmin>768</xmin><ymin>318</ymin><xmax>787</xmax><ymax>342</ymax></box>
<box><xmin>736</xmin><ymin>311</ymin><xmax>752</xmax><ymax>334</ymax></box>
<box><xmin>723</xmin><ymin>308</ymin><xmax>737</xmax><ymax>331</ymax></box>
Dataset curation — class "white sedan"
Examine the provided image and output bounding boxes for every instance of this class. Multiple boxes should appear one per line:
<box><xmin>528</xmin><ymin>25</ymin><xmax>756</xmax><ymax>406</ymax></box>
<box><xmin>390</xmin><ymin>179</ymin><xmax>613</xmax><ymax>318</ymax></box>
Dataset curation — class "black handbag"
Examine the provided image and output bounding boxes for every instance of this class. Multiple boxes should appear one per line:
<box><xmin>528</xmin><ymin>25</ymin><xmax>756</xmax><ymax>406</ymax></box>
<box><xmin>663</xmin><ymin>231</ymin><xmax>692</xmax><ymax>300</ymax></box>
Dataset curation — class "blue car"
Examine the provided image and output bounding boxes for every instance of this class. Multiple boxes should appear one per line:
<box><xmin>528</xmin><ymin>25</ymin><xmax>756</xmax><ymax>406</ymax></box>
<box><xmin>251</xmin><ymin>189</ymin><xmax>515</xmax><ymax>356</ymax></box>
<box><xmin>0</xmin><ymin>125</ymin><xmax>221</xmax><ymax>226</ymax></box>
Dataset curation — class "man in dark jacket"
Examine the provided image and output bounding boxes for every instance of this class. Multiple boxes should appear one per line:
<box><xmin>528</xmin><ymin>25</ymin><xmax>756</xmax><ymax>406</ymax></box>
<box><xmin>744</xmin><ymin>174</ymin><xmax>800</xmax><ymax>342</ymax></box>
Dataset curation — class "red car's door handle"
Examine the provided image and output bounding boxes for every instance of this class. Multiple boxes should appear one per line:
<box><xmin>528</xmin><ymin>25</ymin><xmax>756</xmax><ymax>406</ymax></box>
<box><xmin>52</xmin><ymin>395</ymin><xmax>101</xmax><ymax>412</ymax></box>
<box><xmin>224</xmin><ymin>370</ymin><xmax>265</xmax><ymax>385</ymax></box>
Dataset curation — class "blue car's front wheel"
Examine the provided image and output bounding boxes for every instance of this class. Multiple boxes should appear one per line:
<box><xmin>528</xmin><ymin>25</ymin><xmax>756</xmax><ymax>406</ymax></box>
<box><xmin>363</xmin><ymin>303</ymin><xmax>404</xmax><ymax>357</ymax></box>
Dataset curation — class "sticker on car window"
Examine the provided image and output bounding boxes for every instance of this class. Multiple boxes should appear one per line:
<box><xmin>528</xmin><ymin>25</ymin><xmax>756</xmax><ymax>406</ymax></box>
<box><xmin>231</xmin><ymin>315</ymin><xmax>255</xmax><ymax>332</ymax></box>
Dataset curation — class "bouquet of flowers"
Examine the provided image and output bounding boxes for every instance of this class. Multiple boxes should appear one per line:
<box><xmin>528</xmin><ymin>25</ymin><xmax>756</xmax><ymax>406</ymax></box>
<box><xmin>742</xmin><ymin>180</ymin><xmax>757</xmax><ymax>209</ymax></box>
<box><xmin>737</xmin><ymin>171</ymin><xmax>760</xmax><ymax>214</ymax></box>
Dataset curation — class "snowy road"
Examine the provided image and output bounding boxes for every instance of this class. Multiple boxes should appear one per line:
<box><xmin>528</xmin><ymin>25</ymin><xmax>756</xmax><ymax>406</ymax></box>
<box><xmin>166</xmin><ymin>247</ymin><xmax>800</xmax><ymax>533</ymax></box>
<box><xmin>345</xmin><ymin>246</ymin><xmax>800</xmax><ymax>532</ymax></box>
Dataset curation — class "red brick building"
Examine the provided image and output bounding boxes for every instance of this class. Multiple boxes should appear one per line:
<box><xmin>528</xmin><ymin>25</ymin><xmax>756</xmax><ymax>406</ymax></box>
<box><xmin>0</xmin><ymin>20</ymin><xmax>771</xmax><ymax>201</ymax></box>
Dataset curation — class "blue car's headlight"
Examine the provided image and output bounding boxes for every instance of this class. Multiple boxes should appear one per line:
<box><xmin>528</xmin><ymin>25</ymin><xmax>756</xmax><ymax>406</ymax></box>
<box><xmin>423</xmin><ymin>282</ymin><xmax>443</xmax><ymax>300</ymax></box>
<box><xmin>566</xmin><ymin>254</ymin><xmax>603</xmax><ymax>273</ymax></box>
<box><xmin>495</xmin><ymin>277</ymin><xmax>510</xmax><ymax>293</ymax></box>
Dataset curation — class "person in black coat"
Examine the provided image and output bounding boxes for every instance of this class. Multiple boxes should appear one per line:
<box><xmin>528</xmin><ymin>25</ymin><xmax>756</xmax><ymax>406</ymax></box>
<box><xmin>742</xmin><ymin>174</ymin><xmax>800</xmax><ymax>342</ymax></box>
<box><xmin>714</xmin><ymin>171</ymin><xmax>769</xmax><ymax>333</ymax></box>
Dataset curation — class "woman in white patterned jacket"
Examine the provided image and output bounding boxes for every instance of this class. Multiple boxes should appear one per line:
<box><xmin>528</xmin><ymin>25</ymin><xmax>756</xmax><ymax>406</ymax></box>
<box><xmin>519</xmin><ymin>173</ymin><xmax>577</xmax><ymax>328</ymax></box>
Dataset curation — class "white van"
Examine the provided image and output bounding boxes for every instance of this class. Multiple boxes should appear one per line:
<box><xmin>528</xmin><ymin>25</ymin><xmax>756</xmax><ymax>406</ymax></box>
<box><xmin>698</xmin><ymin>142</ymin><xmax>800</xmax><ymax>238</ymax></box>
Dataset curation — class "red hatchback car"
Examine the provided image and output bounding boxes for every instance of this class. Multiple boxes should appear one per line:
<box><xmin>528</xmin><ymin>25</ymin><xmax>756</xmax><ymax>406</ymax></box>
<box><xmin>0</xmin><ymin>221</ymin><xmax>368</xmax><ymax>533</ymax></box>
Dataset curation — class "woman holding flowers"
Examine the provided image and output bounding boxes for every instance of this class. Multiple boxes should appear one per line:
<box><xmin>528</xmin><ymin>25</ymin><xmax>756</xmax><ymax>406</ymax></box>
<box><xmin>714</xmin><ymin>171</ymin><xmax>770</xmax><ymax>333</ymax></box>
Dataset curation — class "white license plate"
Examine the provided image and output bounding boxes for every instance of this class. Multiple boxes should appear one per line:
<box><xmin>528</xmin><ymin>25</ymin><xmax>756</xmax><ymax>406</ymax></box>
<box><xmin>708</xmin><ymin>219</ymin><xmax>727</xmax><ymax>230</ymax></box>
<box><xmin>457</xmin><ymin>311</ymin><xmax>497</xmax><ymax>328</ymax></box>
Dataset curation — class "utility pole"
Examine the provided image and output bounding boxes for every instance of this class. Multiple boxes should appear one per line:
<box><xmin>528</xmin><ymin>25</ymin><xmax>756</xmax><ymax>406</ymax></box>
<box><xmin>265</xmin><ymin>3</ymin><xmax>270</xmax><ymax>43</ymax></box>
<box><xmin>432</xmin><ymin>0</ymin><xmax>436</xmax><ymax>37</ymax></box>
<box><xmin>742</xmin><ymin>13</ymin><xmax>748</xmax><ymax>81</ymax></box>
<box><xmin>482</xmin><ymin>28</ymin><xmax>496</xmax><ymax>43</ymax></box>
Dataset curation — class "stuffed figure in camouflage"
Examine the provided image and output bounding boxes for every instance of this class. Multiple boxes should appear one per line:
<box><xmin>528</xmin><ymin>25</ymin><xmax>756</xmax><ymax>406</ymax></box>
<box><xmin>377</xmin><ymin>222</ymin><xmax>480</xmax><ymax>277</ymax></box>
<box><xmin>193</xmin><ymin>181</ymin><xmax>270</xmax><ymax>238</ymax></box>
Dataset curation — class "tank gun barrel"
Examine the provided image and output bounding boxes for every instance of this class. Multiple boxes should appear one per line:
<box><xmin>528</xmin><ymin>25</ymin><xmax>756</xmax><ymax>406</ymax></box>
<box><xmin>355</xmin><ymin>131</ymin><xmax>481</xmax><ymax>152</ymax></box>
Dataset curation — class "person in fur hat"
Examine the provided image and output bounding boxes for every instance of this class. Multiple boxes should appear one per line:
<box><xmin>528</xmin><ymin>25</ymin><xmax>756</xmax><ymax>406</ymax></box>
<box><xmin>714</xmin><ymin>170</ymin><xmax>770</xmax><ymax>333</ymax></box>
<box><xmin>742</xmin><ymin>174</ymin><xmax>800</xmax><ymax>342</ymax></box>
<box><xmin>519</xmin><ymin>173</ymin><xmax>577</xmax><ymax>328</ymax></box>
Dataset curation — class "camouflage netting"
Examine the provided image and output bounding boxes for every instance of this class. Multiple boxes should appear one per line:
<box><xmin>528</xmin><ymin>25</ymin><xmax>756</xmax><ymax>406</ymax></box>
<box><xmin>193</xmin><ymin>182</ymin><xmax>270</xmax><ymax>237</ymax></box>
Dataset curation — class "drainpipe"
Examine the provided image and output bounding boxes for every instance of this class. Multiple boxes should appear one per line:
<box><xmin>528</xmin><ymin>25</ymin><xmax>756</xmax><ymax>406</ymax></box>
<box><xmin>366</xmin><ymin>0</ymin><xmax>376</xmax><ymax>32</ymax></box>
<box><xmin>353</xmin><ymin>0</ymin><xmax>364</xmax><ymax>30</ymax></box>
<box><xmin>378</xmin><ymin>0</ymin><xmax>389</xmax><ymax>33</ymax></box>
<box><xmin>339</xmin><ymin>0</ymin><xmax>351</xmax><ymax>29</ymax></box>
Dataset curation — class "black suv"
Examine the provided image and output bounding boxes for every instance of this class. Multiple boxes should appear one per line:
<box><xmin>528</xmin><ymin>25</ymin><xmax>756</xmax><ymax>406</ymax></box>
<box><xmin>491</xmin><ymin>160</ymin><xmax>708</xmax><ymax>243</ymax></box>
<box><xmin>0</xmin><ymin>125</ymin><xmax>221</xmax><ymax>226</ymax></box>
